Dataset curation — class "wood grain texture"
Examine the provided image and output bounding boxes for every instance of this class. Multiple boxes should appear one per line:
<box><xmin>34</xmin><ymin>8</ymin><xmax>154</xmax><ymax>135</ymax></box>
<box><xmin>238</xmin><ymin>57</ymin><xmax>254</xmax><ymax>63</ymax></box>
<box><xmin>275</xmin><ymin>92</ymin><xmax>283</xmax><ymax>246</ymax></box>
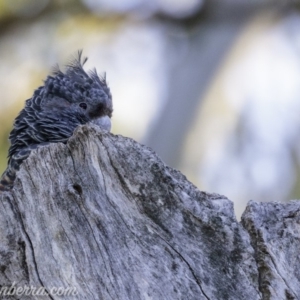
<box><xmin>0</xmin><ymin>124</ymin><xmax>299</xmax><ymax>299</ymax></box>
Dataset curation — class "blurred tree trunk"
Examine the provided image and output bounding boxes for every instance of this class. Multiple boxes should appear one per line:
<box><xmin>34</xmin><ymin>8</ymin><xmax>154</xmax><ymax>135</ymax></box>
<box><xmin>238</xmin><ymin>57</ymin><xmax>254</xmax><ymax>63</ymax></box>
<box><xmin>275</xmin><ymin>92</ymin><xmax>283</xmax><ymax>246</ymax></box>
<box><xmin>0</xmin><ymin>125</ymin><xmax>299</xmax><ymax>299</ymax></box>
<box><xmin>145</xmin><ymin>2</ymin><xmax>266</xmax><ymax>168</ymax></box>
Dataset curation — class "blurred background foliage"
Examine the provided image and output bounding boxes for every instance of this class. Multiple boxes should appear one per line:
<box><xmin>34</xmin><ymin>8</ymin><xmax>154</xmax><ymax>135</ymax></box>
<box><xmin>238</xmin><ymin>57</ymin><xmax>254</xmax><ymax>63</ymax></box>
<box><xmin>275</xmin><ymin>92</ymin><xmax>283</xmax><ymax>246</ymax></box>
<box><xmin>0</xmin><ymin>0</ymin><xmax>299</xmax><ymax>217</ymax></box>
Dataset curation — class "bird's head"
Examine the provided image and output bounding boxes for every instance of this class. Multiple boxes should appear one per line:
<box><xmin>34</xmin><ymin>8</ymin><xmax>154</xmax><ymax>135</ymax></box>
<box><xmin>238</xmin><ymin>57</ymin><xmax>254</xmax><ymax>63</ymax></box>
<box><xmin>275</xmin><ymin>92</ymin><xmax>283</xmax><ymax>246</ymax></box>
<box><xmin>41</xmin><ymin>50</ymin><xmax>113</xmax><ymax>131</ymax></box>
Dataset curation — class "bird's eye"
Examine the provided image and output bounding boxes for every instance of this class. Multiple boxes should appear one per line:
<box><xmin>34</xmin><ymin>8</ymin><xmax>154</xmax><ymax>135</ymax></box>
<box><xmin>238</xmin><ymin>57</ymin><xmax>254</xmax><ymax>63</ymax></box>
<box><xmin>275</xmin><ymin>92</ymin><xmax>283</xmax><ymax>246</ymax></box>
<box><xmin>79</xmin><ymin>103</ymin><xmax>87</xmax><ymax>110</ymax></box>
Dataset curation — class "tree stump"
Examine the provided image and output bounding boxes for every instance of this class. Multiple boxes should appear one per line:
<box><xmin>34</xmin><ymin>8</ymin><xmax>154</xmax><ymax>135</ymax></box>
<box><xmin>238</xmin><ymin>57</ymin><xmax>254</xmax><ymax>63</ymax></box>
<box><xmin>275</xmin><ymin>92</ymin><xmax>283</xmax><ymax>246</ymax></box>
<box><xmin>0</xmin><ymin>125</ymin><xmax>299</xmax><ymax>299</ymax></box>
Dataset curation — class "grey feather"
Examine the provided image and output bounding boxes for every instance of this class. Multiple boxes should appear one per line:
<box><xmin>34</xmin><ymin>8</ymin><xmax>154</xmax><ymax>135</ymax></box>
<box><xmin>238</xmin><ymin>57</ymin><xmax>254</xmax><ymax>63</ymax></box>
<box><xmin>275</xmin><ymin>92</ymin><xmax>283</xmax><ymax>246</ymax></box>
<box><xmin>0</xmin><ymin>51</ymin><xmax>113</xmax><ymax>191</ymax></box>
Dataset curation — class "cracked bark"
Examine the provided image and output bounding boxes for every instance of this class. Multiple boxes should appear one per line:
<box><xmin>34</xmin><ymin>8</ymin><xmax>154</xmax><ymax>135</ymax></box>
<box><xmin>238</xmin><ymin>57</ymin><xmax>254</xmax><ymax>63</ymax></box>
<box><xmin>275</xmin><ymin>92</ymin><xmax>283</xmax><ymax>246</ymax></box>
<box><xmin>0</xmin><ymin>124</ymin><xmax>299</xmax><ymax>299</ymax></box>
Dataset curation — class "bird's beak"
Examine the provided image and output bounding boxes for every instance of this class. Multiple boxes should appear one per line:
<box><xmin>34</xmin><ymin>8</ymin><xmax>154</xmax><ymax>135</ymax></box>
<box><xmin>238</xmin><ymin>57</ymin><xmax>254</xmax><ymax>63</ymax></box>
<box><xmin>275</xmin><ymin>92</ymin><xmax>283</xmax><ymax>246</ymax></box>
<box><xmin>91</xmin><ymin>116</ymin><xmax>111</xmax><ymax>132</ymax></box>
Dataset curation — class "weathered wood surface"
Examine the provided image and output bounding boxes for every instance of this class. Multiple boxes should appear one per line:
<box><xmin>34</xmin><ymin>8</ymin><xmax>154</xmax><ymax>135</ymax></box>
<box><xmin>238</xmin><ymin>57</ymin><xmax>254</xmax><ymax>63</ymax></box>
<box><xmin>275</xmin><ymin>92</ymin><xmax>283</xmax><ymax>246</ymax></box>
<box><xmin>0</xmin><ymin>124</ymin><xmax>299</xmax><ymax>299</ymax></box>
